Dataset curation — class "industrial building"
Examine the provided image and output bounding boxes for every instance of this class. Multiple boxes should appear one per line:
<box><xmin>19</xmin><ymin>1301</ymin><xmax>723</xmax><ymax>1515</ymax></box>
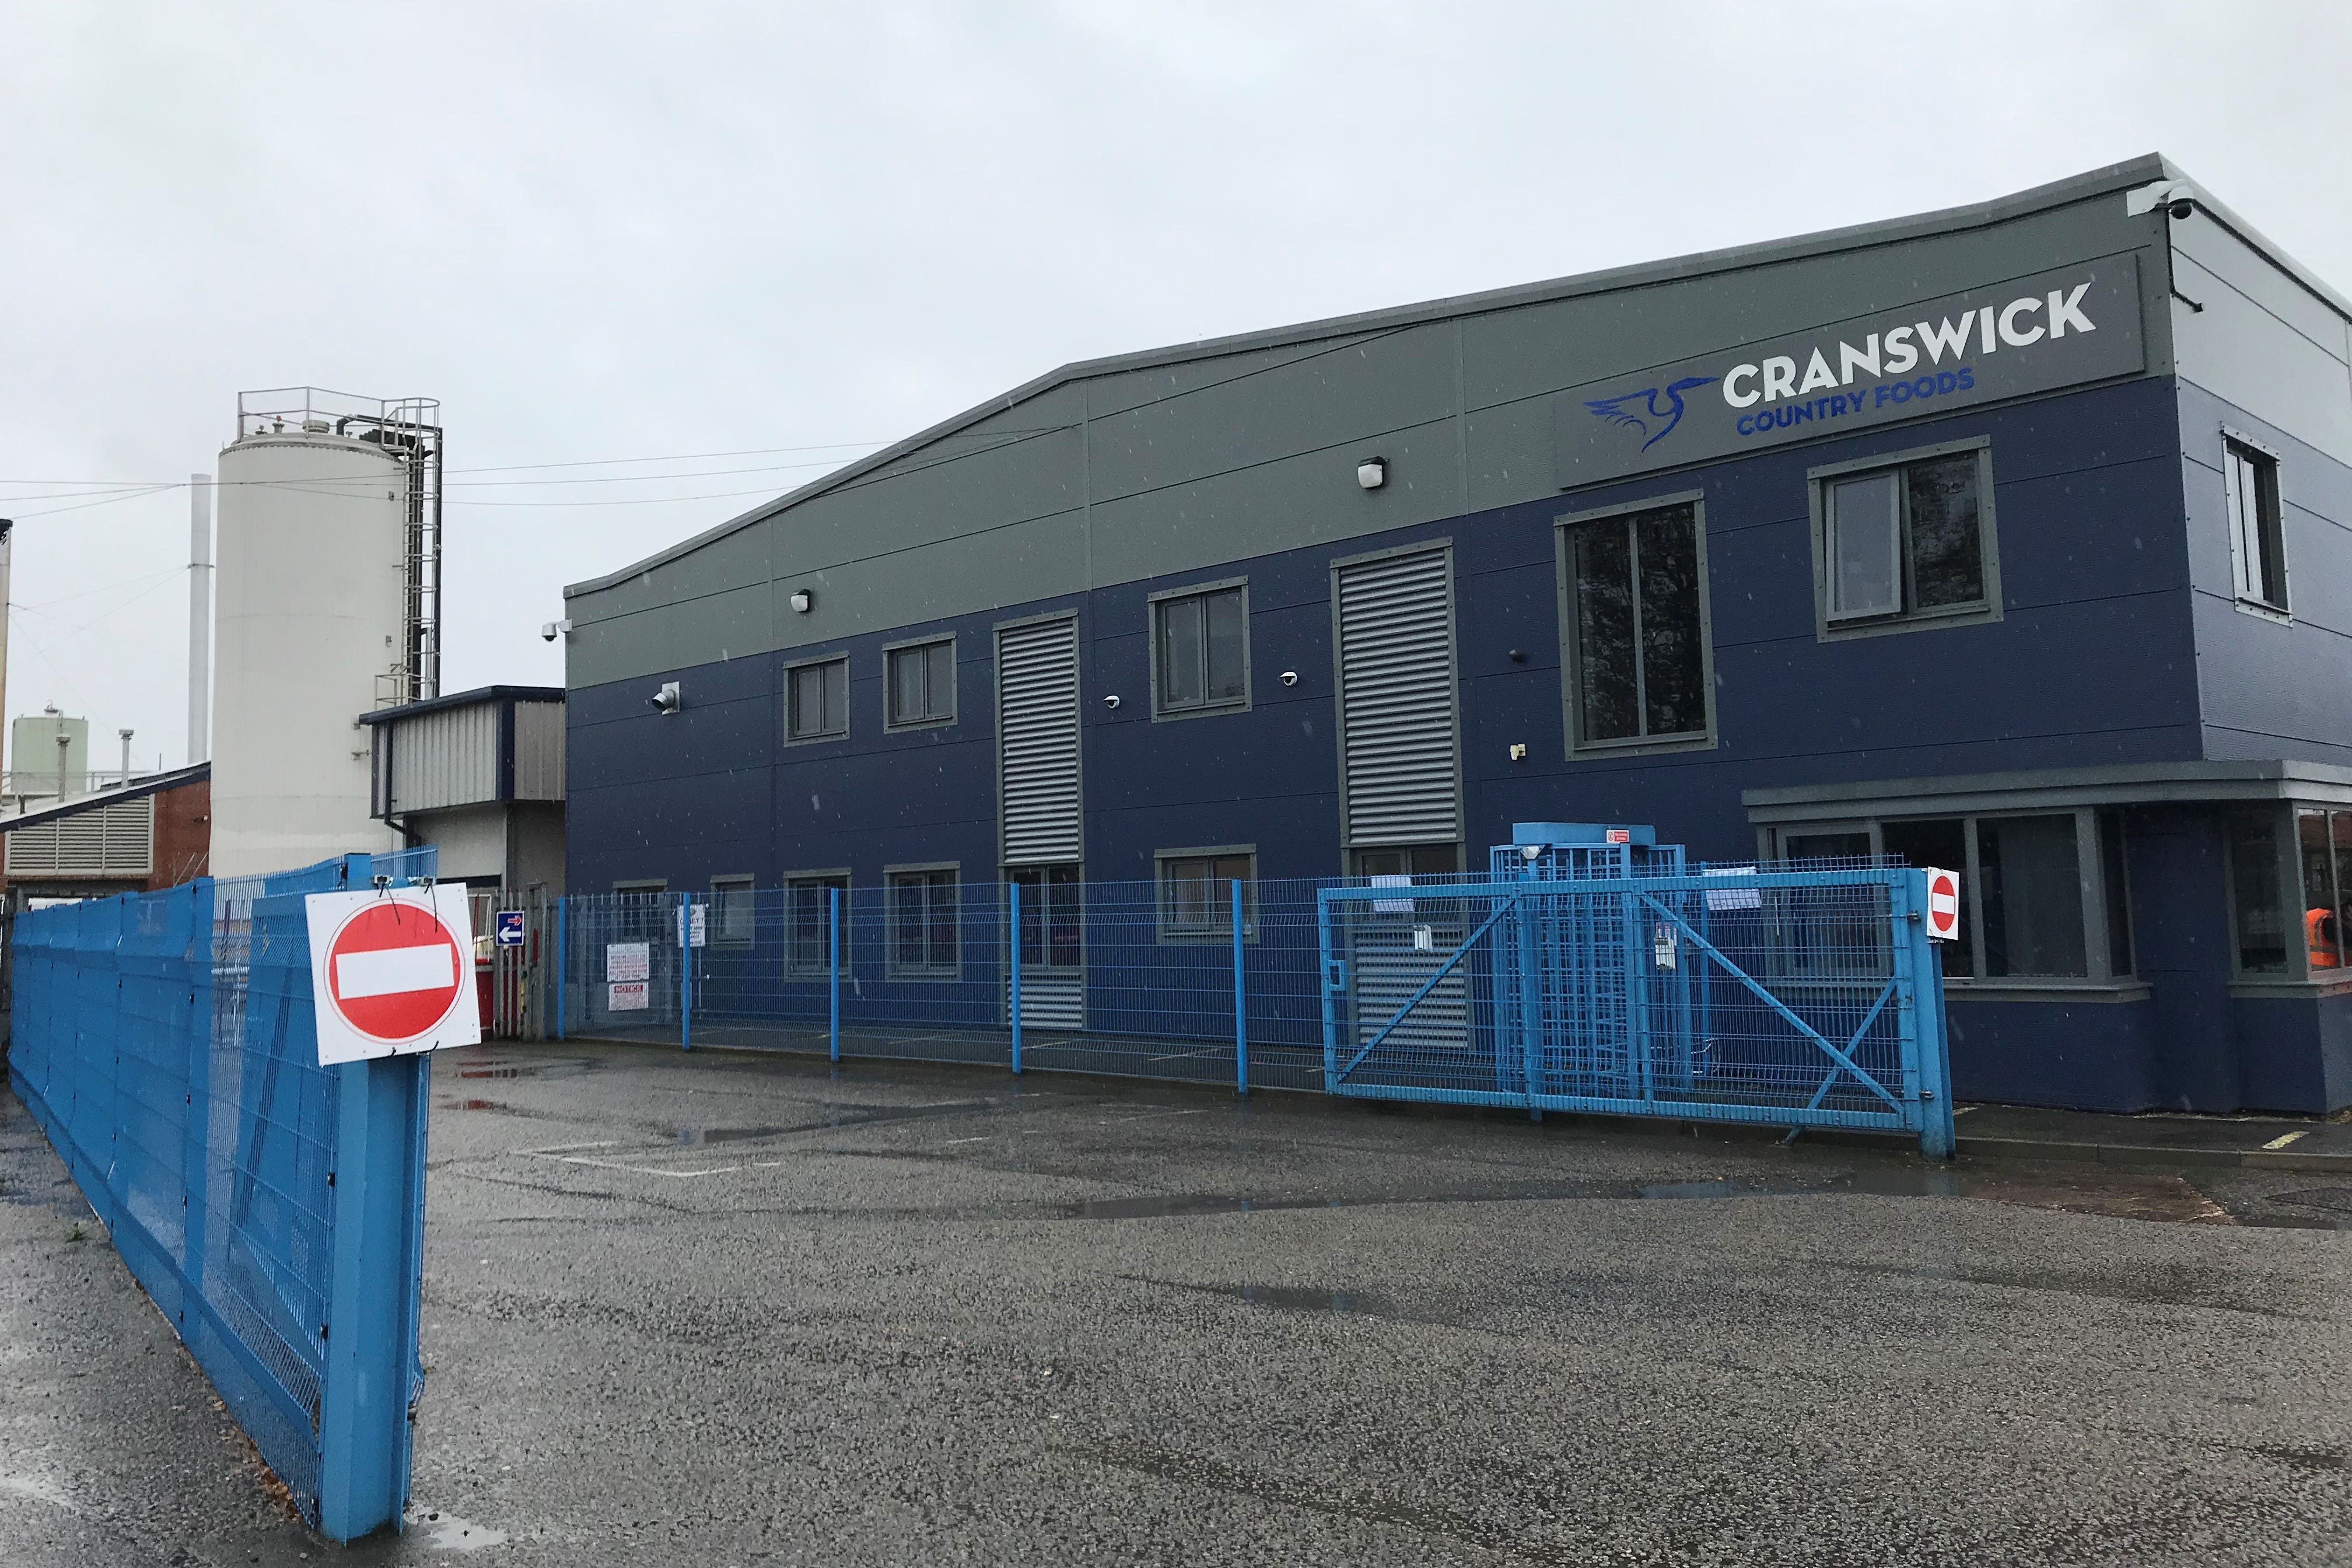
<box><xmin>361</xmin><ymin>684</ymin><xmax>566</xmax><ymax>892</ymax></box>
<box><xmin>559</xmin><ymin>155</ymin><xmax>2352</xmax><ymax>1115</ymax></box>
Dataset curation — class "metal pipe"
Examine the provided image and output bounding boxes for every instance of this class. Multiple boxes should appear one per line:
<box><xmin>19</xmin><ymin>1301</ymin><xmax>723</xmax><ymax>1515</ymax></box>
<box><xmin>188</xmin><ymin>476</ymin><xmax>210</xmax><ymax>765</ymax></box>
<box><xmin>118</xmin><ymin>729</ymin><xmax>132</xmax><ymax>788</ymax></box>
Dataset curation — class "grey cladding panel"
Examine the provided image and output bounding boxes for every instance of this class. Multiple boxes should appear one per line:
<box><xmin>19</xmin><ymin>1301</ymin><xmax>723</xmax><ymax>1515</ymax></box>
<box><xmin>765</xmin><ymin>512</ymin><xmax>1089</xmax><ymax>657</ymax></box>
<box><xmin>388</xmin><ymin>702</ymin><xmax>499</xmax><ymax>813</ymax></box>
<box><xmin>1088</xmin><ymin>418</ymin><xmax>1462</xmax><ymax>587</ymax></box>
<box><xmin>997</xmin><ymin>617</ymin><xmax>1082</xmax><ymax>864</ymax></box>
<box><xmin>513</xmin><ymin>701</ymin><xmax>566</xmax><ymax>801</ymax></box>
<box><xmin>1088</xmin><ymin>324</ymin><xmax>1458</xmax><ymax>501</ymax></box>
<box><xmin>1085</xmin><ymin>331</ymin><xmax>1387</xmax><ymax>419</ymax></box>
<box><xmin>2171</xmin><ymin>247</ymin><xmax>2352</xmax><ymax>467</ymax></box>
<box><xmin>764</xmin><ymin>425</ymin><xmax>1087</xmax><ymax>581</ymax></box>
<box><xmin>1334</xmin><ymin>547</ymin><xmax>1460</xmax><ymax>846</ymax></box>
<box><xmin>569</xmin><ymin>582</ymin><xmax>775</xmax><ymax>688</ymax></box>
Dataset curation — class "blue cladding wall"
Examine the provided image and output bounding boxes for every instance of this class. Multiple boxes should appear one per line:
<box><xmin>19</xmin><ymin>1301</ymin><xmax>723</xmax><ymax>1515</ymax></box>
<box><xmin>568</xmin><ymin>379</ymin><xmax>2200</xmax><ymax>895</ymax></box>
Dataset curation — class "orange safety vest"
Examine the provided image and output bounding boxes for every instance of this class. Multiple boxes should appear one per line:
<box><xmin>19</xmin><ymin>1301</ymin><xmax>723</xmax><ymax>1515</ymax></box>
<box><xmin>2308</xmin><ymin>907</ymin><xmax>2342</xmax><ymax>970</ymax></box>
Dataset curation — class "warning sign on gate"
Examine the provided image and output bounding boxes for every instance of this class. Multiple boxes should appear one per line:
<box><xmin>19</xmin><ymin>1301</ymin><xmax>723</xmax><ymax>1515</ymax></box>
<box><xmin>303</xmin><ymin>887</ymin><xmax>483</xmax><ymax>1066</ymax></box>
<box><xmin>1923</xmin><ymin>867</ymin><xmax>1962</xmax><ymax>942</ymax></box>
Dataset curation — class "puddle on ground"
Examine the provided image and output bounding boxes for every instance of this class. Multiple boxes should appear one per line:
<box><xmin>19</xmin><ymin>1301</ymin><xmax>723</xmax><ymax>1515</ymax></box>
<box><xmin>1236</xmin><ymin>1284</ymin><xmax>1378</xmax><ymax>1315</ymax></box>
<box><xmin>449</xmin><ymin>1055</ymin><xmax>597</xmax><ymax>1082</ymax></box>
<box><xmin>663</xmin><ymin>1100</ymin><xmax>996</xmax><ymax>1144</ymax></box>
<box><xmin>410</xmin><ymin>1507</ymin><xmax>509</xmax><ymax>1551</ymax></box>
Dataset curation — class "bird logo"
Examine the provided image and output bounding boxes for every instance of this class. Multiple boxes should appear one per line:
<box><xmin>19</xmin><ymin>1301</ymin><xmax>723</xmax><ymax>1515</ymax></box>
<box><xmin>1584</xmin><ymin>376</ymin><xmax>1718</xmax><ymax>450</ymax></box>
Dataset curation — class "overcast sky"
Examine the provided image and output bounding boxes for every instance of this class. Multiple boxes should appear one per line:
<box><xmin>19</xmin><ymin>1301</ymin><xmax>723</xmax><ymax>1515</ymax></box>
<box><xmin>4</xmin><ymin>1</ymin><xmax>2348</xmax><ymax>773</ymax></box>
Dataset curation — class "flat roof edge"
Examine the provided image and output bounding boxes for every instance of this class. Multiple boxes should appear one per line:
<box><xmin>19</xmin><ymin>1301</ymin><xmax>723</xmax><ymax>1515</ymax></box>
<box><xmin>565</xmin><ymin>155</ymin><xmax>2183</xmax><ymax>602</ymax></box>
<box><xmin>1742</xmin><ymin>758</ymin><xmax>2352</xmax><ymax>816</ymax></box>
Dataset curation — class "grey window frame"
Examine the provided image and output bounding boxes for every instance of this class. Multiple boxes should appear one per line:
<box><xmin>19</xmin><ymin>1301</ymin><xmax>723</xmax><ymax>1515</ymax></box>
<box><xmin>2225</xmin><ymin>803</ymin><xmax>2352</xmax><ymax>995</ymax></box>
<box><xmin>1554</xmin><ymin>490</ymin><xmax>1718</xmax><ymax>758</ymax></box>
<box><xmin>1765</xmin><ymin>806</ymin><xmax>2137</xmax><ymax>996</ymax></box>
<box><xmin>708</xmin><ymin>874</ymin><xmax>756</xmax><ymax>947</ymax></box>
<box><xmin>1153</xmin><ymin>844</ymin><xmax>1258</xmax><ymax>943</ymax></box>
<box><xmin>883</xmin><ymin>862</ymin><xmax>961</xmax><ymax>979</ymax></box>
<box><xmin>783</xmin><ymin>654</ymin><xmax>851</xmax><ymax>744</ymax></box>
<box><xmin>1807</xmin><ymin>436</ymin><xmax>2003</xmax><ymax>642</ymax></box>
<box><xmin>782</xmin><ymin>868</ymin><xmax>849</xmax><ymax>976</ymax></box>
<box><xmin>883</xmin><ymin>635</ymin><xmax>957</xmax><ymax>731</ymax></box>
<box><xmin>1149</xmin><ymin>578</ymin><xmax>1252</xmax><ymax>721</ymax></box>
<box><xmin>2221</xmin><ymin>428</ymin><xmax>2290</xmax><ymax>620</ymax></box>
<box><xmin>612</xmin><ymin>878</ymin><xmax>667</xmax><ymax>895</ymax></box>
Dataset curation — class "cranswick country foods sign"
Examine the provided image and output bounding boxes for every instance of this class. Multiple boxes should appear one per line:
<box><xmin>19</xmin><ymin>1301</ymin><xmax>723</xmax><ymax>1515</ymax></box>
<box><xmin>1553</xmin><ymin>256</ymin><xmax>2144</xmax><ymax>488</ymax></box>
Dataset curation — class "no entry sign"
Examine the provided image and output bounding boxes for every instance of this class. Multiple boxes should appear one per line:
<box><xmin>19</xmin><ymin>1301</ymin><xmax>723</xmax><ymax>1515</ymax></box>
<box><xmin>304</xmin><ymin>887</ymin><xmax>483</xmax><ymax>1066</ymax></box>
<box><xmin>1923</xmin><ymin>867</ymin><xmax>1962</xmax><ymax>942</ymax></box>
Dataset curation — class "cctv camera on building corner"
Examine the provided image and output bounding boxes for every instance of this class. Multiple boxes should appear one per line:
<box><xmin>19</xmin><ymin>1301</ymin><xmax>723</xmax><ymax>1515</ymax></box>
<box><xmin>541</xmin><ymin>618</ymin><xmax>573</xmax><ymax>642</ymax></box>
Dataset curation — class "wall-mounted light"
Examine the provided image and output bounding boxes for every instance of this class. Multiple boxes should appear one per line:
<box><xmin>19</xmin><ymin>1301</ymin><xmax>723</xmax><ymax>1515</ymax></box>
<box><xmin>650</xmin><ymin>680</ymin><xmax>682</xmax><ymax>715</ymax></box>
<box><xmin>1102</xmin><ymin>694</ymin><xmax>1121</xmax><ymax>709</ymax></box>
<box><xmin>1279</xmin><ymin>670</ymin><xmax>1298</xmax><ymax>687</ymax></box>
<box><xmin>789</xmin><ymin>589</ymin><xmax>814</xmax><ymax>613</ymax></box>
<box><xmin>1508</xmin><ymin>743</ymin><xmax>1528</xmax><ymax>762</ymax></box>
<box><xmin>1356</xmin><ymin>457</ymin><xmax>1388</xmax><ymax>491</ymax></box>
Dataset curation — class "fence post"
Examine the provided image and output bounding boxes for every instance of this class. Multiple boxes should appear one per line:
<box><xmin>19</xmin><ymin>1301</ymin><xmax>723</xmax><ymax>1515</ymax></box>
<box><xmin>828</xmin><ymin>885</ymin><xmax>841</xmax><ymax>1063</ymax></box>
<box><xmin>553</xmin><ymin>896</ymin><xmax>567</xmax><ymax>1042</ymax></box>
<box><xmin>314</xmin><ymin>1052</ymin><xmax>430</xmax><ymax>1541</ymax></box>
<box><xmin>1315</xmin><ymin>888</ymin><xmax>1338</xmax><ymax>1091</ymax></box>
<box><xmin>678</xmin><ymin>893</ymin><xmax>692</xmax><ymax>1052</ymax></box>
<box><xmin>1231</xmin><ymin>879</ymin><xmax>1248</xmax><ymax>1098</ymax></box>
<box><xmin>1008</xmin><ymin>879</ymin><xmax>1023</xmax><ymax>1075</ymax></box>
<box><xmin>1902</xmin><ymin>869</ymin><xmax>1958</xmax><ymax>1160</ymax></box>
<box><xmin>180</xmin><ymin>880</ymin><xmax>213</xmax><ymax>1309</ymax></box>
<box><xmin>1518</xmin><ymin>878</ymin><xmax>1543</xmax><ymax>1119</ymax></box>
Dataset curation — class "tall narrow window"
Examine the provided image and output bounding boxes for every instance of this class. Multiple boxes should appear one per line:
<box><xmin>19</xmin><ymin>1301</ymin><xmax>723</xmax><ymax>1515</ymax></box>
<box><xmin>785</xmin><ymin>873</ymin><xmax>847</xmax><ymax>974</ymax></box>
<box><xmin>887</xmin><ymin>867</ymin><xmax>958</xmax><ymax>977</ymax></box>
<box><xmin>886</xmin><ymin>639</ymin><xmax>955</xmax><ymax>728</ymax></box>
<box><xmin>786</xmin><ymin>657</ymin><xmax>849</xmax><ymax>741</ymax></box>
<box><xmin>710</xmin><ymin>874</ymin><xmax>755</xmax><ymax>947</ymax></box>
<box><xmin>1009</xmin><ymin>863</ymin><xmax>1083</xmax><ymax>970</ymax></box>
<box><xmin>1978</xmin><ymin>814</ymin><xmax>2087</xmax><ymax>978</ymax></box>
<box><xmin>1153</xmin><ymin>584</ymin><xmax>1248</xmax><ymax>716</ymax></box>
<box><xmin>1818</xmin><ymin>446</ymin><xmax>1993</xmax><ymax>629</ymax></box>
<box><xmin>2224</xmin><ymin>438</ymin><xmax>2287</xmax><ymax>612</ymax></box>
<box><xmin>1564</xmin><ymin>501</ymin><xmax>1709</xmax><ymax>748</ymax></box>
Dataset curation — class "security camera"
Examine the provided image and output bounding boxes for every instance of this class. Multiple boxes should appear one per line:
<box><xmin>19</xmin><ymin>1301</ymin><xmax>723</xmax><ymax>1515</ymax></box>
<box><xmin>541</xmin><ymin>618</ymin><xmax>573</xmax><ymax>642</ymax></box>
<box><xmin>2167</xmin><ymin>197</ymin><xmax>2195</xmax><ymax>222</ymax></box>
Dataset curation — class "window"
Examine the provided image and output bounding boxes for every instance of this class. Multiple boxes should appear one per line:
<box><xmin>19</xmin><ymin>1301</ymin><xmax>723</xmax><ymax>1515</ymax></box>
<box><xmin>887</xmin><ymin>867</ymin><xmax>959</xmax><ymax>977</ymax></box>
<box><xmin>1562</xmin><ymin>499</ymin><xmax>1710</xmax><ymax>750</ymax></box>
<box><xmin>1349</xmin><ymin>844</ymin><xmax>1459</xmax><ymax>878</ymax></box>
<box><xmin>886</xmin><ymin>638</ymin><xmax>955</xmax><ymax>729</ymax></box>
<box><xmin>783</xmin><ymin>872</ymin><xmax>847</xmax><ymax>974</ymax></box>
<box><xmin>2297</xmin><ymin>809</ymin><xmax>2352</xmax><ymax>972</ymax></box>
<box><xmin>2227</xmin><ymin>811</ymin><xmax>2289</xmax><ymax>975</ymax></box>
<box><xmin>710</xmin><ymin>875</ymin><xmax>755</xmax><ymax>947</ymax></box>
<box><xmin>1157</xmin><ymin>849</ymin><xmax>1256</xmax><ymax>940</ymax></box>
<box><xmin>613</xmin><ymin>879</ymin><xmax>667</xmax><ymax>895</ymax></box>
<box><xmin>1773</xmin><ymin>808</ymin><xmax>2132</xmax><ymax>984</ymax></box>
<box><xmin>2224</xmin><ymin>437</ymin><xmax>2287</xmax><ymax>613</ymax></box>
<box><xmin>1812</xmin><ymin>442</ymin><xmax>1998</xmax><ymax>634</ymax></box>
<box><xmin>1008</xmin><ymin>864</ymin><xmax>1082</xmax><ymax>970</ymax></box>
<box><xmin>786</xmin><ymin>657</ymin><xmax>849</xmax><ymax>741</ymax></box>
<box><xmin>1152</xmin><ymin>583</ymin><xmax>1248</xmax><ymax>716</ymax></box>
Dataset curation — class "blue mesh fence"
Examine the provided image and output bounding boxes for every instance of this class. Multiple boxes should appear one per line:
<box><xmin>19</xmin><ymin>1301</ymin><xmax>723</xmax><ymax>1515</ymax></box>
<box><xmin>6</xmin><ymin>848</ymin><xmax>438</xmax><ymax>1541</ymax></box>
<box><xmin>549</xmin><ymin>864</ymin><xmax>1953</xmax><ymax>1153</ymax></box>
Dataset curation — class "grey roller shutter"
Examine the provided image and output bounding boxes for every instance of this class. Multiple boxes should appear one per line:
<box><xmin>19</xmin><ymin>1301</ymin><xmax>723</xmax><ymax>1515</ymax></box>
<box><xmin>996</xmin><ymin>617</ymin><xmax>1082</xmax><ymax>864</ymax></box>
<box><xmin>1334</xmin><ymin>548</ymin><xmax>1460</xmax><ymax>846</ymax></box>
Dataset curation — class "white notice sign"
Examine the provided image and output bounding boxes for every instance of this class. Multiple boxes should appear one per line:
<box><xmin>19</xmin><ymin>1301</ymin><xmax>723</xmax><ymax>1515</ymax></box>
<box><xmin>608</xmin><ymin>981</ymin><xmax>650</xmax><ymax>1012</ymax></box>
<box><xmin>607</xmin><ymin>942</ymin><xmax>650</xmax><ymax>982</ymax></box>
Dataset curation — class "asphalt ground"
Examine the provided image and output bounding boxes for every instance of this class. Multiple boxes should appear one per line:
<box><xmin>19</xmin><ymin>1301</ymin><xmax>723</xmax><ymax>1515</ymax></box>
<box><xmin>6</xmin><ymin>1040</ymin><xmax>2352</xmax><ymax>1566</ymax></box>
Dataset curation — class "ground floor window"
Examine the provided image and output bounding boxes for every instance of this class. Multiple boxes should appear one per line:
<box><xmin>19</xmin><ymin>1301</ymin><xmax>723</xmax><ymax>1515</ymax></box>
<box><xmin>1009</xmin><ymin>863</ymin><xmax>1082</xmax><ymax>970</ymax></box>
<box><xmin>709</xmin><ymin>875</ymin><xmax>755</xmax><ymax>946</ymax></box>
<box><xmin>1772</xmin><ymin>808</ymin><xmax>2130</xmax><ymax>984</ymax></box>
<box><xmin>784</xmin><ymin>872</ymin><xmax>848</xmax><ymax>974</ymax></box>
<box><xmin>887</xmin><ymin>867</ymin><xmax>959</xmax><ymax>977</ymax></box>
<box><xmin>1156</xmin><ymin>848</ymin><xmax>1256</xmax><ymax>940</ymax></box>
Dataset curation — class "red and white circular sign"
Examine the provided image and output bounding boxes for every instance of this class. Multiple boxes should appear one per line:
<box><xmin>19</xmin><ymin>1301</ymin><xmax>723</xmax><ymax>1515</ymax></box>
<box><xmin>323</xmin><ymin>900</ymin><xmax>467</xmax><ymax>1044</ymax></box>
<box><xmin>1925</xmin><ymin>869</ymin><xmax>1962</xmax><ymax>942</ymax></box>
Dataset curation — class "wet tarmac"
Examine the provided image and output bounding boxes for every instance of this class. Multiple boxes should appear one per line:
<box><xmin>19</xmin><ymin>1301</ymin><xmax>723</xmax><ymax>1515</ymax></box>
<box><xmin>6</xmin><ymin>1041</ymin><xmax>2350</xmax><ymax>1565</ymax></box>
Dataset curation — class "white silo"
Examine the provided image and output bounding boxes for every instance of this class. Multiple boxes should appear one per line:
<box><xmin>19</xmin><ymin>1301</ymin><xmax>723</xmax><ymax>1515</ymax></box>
<box><xmin>211</xmin><ymin>389</ymin><xmax>442</xmax><ymax>878</ymax></box>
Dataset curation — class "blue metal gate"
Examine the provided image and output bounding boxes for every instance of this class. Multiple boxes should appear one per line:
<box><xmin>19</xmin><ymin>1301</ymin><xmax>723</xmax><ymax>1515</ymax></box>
<box><xmin>1317</xmin><ymin>847</ymin><xmax>1955</xmax><ymax>1156</ymax></box>
<box><xmin>8</xmin><ymin>850</ymin><xmax>436</xmax><ymax>1541</ymax></box>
